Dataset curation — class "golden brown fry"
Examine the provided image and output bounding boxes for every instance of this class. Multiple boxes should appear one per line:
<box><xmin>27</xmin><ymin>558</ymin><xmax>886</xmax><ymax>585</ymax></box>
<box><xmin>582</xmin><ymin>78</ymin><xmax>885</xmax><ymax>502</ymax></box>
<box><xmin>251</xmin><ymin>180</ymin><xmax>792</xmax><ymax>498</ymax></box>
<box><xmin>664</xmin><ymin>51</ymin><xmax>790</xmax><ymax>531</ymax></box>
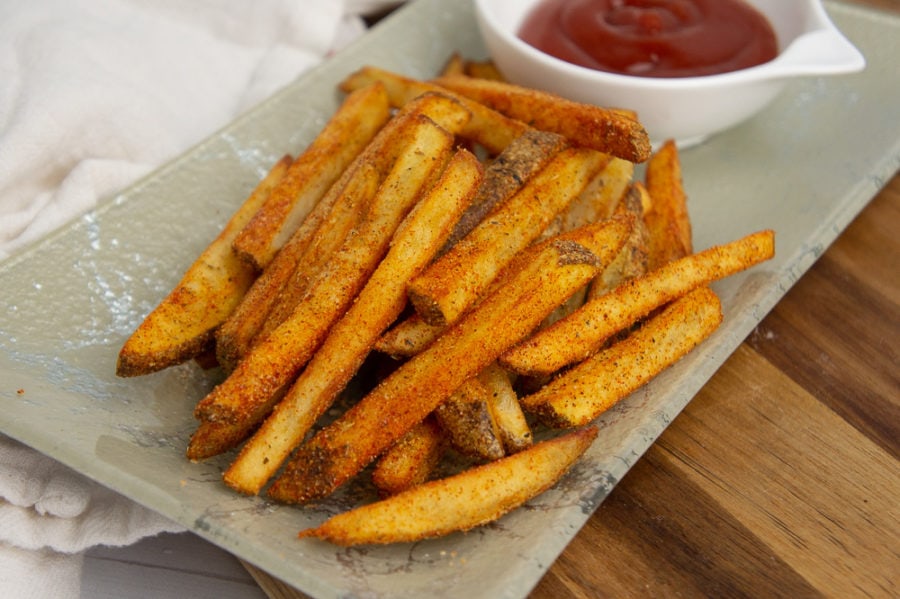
<box><xmin>214</xmin><ymin>162</ymin><xmax>380</xmax><ymax>372</ymax></box>
<box><xmin>233</xmin><ymin>84</ymin><xmax>391</xmax><ymax>270</ymax></box>
<box><xmin>371</xmin><ymin>416</ymin><xmax>445</xmax><ymax>497</ymax></box>
<box><xmin>435</xmin><ymin>377</ymin><xmax>505</xmax><ymax>462</ymax></box>
<box><xmin>521</xmin><ymin>287</ymin><xmax>724</xmax><ymax>427</ymax></box>
<box><xmin>189</xmin><ymin>115</ymin><xmax>458</xmax><ymax>450</ymax></box>
<box><xmin>561</xmin><ymin>157</ymin><xmax>635</xmax><ymax>234</ymax></box>
<box><xmin>116</xmin><ymin>154</ymin><xmax>291</xmax><ymax>377</ymax></box>
<box><xmin>432</xmin><ymin>73</ymin><xmax>651</xmax><ymax>163</ymax></box>
<box><xmin>374</xmin><ymin>312</ymin><xmax>442</xmax><ymax>358</ymax></box>
<box><xmin>644</xmin><ymin>139</ymin><xmax>692</xmax><ymax>271</ymax></box>
<box><xmin>440</xmin><ymin>53</ymin><xmax>466</xmax><ymax>76</ymax></box>
<box><xmin>375</xmin><ymin>130</ymin><xmax>569</xmax><ymax>356</ymax></box>
<box><xmin>340</xmin><ymin>65</ymin><xmax>529</xmax><ymax>154</ymax></box>
<box><xmin>464</xmin><ymin>59</ymin><xmax>505</xmax><ymax>82</ymax></box>
<box><xmin>298</xmin><ymin>426</ymin><xmax>597</xmax><ymax>545</ymax></box>
<box><xmin>266</xmin><ymin>218</ymin><xmax>632</xmax><ymax>504</ymax></box>
<box><xmin>408</xmin><ymin>147</ymin><xmax>609</xmax><ymax>327</ymax></box>
<box><xmin>588</xmin><ymin>183</ymin><xmax>651</xmax><ymax>300</ymax></box>
<box><xmin>500</xmin><ymin>230</ymin><xmax>775</xmax><ymax>377</ymax></box>
<box><xmin>441</xmin><ymin>129</ymin><xmax>568</xmax><ymax>254</ymax></box>
<box><xmin>479</xmin><ymin>362</ymin><xmax>532</xmax><ymax>454</ymax></box>
<box><xmin>221</xmin><ymin>149</ymin><xmax>482</xmax><ymax>490</ymax></box>
<box><xmin>250</xmin><ymin>163</ymin><xmax>378</xmax><ymax>346</ymax></box>
<box><xmin>214</xmin><ymin>92</ymin><xmax>473</xmax><ymax>371</ymax></box>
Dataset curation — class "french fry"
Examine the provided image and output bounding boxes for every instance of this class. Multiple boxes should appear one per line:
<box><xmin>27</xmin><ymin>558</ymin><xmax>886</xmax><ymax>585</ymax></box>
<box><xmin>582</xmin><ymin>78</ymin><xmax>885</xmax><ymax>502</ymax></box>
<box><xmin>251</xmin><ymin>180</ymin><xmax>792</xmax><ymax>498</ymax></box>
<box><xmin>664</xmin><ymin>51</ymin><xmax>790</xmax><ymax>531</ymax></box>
<box><xmin>479</xmin><ymin>362</ymin><xmax>532</xmax><ymax>454</ymax></box>
<box><xmin>521</xmin><ymin>287</ymin><xmax>724</xmax><ymax>427</ymax></box>
<box><xmin>374</xmin><ymin>129</ymin><xmax>569</xmax><ymax>356</ymax></box>
<box><xmin>408</xmin><ymin>147</ymin><xmax>610</xmax><ymax>327</ymax></box>
<box><xmin>298</xmin><ymin>426</ymin><xmax>597</xmax><ymax>545</ymax></box>
<box><xmin>561</xmin><ymin>157</ymin><xmax>635</xmax><ymax>235</ymax></box>
<box><xmin>116</xmin><ymin>154</ymin><xmax>291</xmax><ymax>377</ymax></box>
<box><xmin>435</xmin><ymin>377</ymin><xmax>505</xmax><ymax>462</ymax></box>
<box><xmin>220</xmin><ymin>149</ymin><xmax>483</xmax><ymax>490</ymax></box>
<box><xmin>214</xmin><ymin>162</ymin><xmax>380</xmax><ymax>372</ymax></box>
<box><xmin>644</xmin><ymin>139</ymin><xmax>692</xmax><ymax>270</ymax></box>
<box><xmin>371</xmin><ymin>416</ymin><xmax>446</xmax><ymax>497</ymax></box>
<box><xmin>440</xmin><ymin>53</ymin><xmax>466</xmax><ymax>77</ymax></box>
<box><xmin>464</xmin><ymin>59</ymin><xmax>505</xmax><ymax>82</ymax></box>
<box><xmin>588</xmin><ymin>183</ymin><xmax>651</xmax><ymax>300</ymax></box>
<box><xmin>189</xmin><ymin>114</ymin><xmax>458</xmax><ymax>442</ymax></box>
<box><xmin>214</xmin><ymin>92</ymin><xmax>473</xmax><ymax>370</ymax></box>
<box><xmin>375</xmin><ymin>208</ymin><xmax>638</xmax><ymax>359</ymax></box>
<box><xmin>532</xmin><ymin>155</ymin><xmax>636</xmax><ymax>330</ymax></box>
<box><xmin>340</xmin><ymin>66</ymin><xmax>529</xmax><ymax>154</ymax></box>
<box><xmin>374</xmin><ymin>312</ymin><xmax>442</xmax><ymax>358</ymax></box>
<box><xmin>500</xmin><ymin>230</ymin><xmax>775</xmax><ymax>377</ymax></box>
<box><xmin>267</xmin><ymin>218</ymin><xmax>632</xmax><ymax>504</ymax></box>
<box><xmin>432</xmin><ymin>74</ymin><xmax>652</xmax><ymax>163</ymax></box>
<box><xmin>233</xmin><ymin>83</ymin><xmax>391</xmax><ymax>270</ymax></box>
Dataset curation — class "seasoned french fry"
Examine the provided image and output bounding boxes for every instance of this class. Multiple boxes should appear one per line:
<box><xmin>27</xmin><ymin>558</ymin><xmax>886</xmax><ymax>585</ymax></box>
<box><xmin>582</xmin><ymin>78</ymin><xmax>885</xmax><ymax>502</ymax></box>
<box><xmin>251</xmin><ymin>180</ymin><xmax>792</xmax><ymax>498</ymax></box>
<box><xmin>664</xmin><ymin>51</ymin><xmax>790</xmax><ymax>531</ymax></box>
<box><xmin>521</xmin><ymin>287</ymin><xmax>724</xmax><ymax>427</ymax></box>
<box><xmin>435</xmin><ymin>377</ymin><xmax>505</xmax><ymax>462</ymax></box>
<box><xmin>215</xmin><ymin>162</ymin><xmax>380</xmax><ymax>372</ymax></box>
<box><xmin>562</xmin><ymin>157</ymin><xmax>634</xmax><ymax>234</ymax></box>
<box><xmin>267</xmin><ymin>218</ymin><xmax>632</xmax><ymax>504</ymax></box>
<box><xmin>479</xmin><ymin>362</ymin><xmax>532</xmax><ymax>454</ymax></box>
<box><xmin>374</xmin><ymin>312</ymin><xmax>442</xmax><ymax>358</ymax></box>
<box><xmin>375</xmin><ymin>129</ymin><xmax>569</xmax><ymax>356</ymax></box>
<box><xmin>214</xmin><ymin>92</ymin><xmax>473</xmax><ymax>370</ymax></box>
<box><xmin>440</xmin><ymin>53</ymin><xmax>466</xmax><ymax>77</ymax></box>
<box><xmin>220</xmin><ymin>149</ymin><xmax>482</xmax><ymax>489</ymax></box>
<box><xmin>464</xmin><ymin>59</ymin><xmax>505</xmax><ymax>82</ymax></box>
<box><xmin>588</xmin><ymin>183</ymin><xmax>651</xmax><ymax>300</ymax></box>
<box><xmin>116</xmin><ymin>154</ymin><xmax>291</xmax><ymax>377</ymax></box>
<box><xmin>433</xmin><ymin>74</ymin><xmax>651</xmax><ymax>163</ymax></box>
<box><xmin>340</xmin><ymin>65</ymin><xmax>529</xmax><ymax>154</ymax></box>
<box><xmin>408</xmin><ymin>147</ymin><xmax>610</xmax><ymax>327</ymax></box>
<box><xmin>372</xmin><ymin>416</ymin><xmax>445</xmax><ymax>497</ymax></box>
<box><xmin>644</xmin><ymin>139</ymin><xmax>692</xmax><ymax>270</ymax></box>
<box><xmin>190</xmin><ymin>114</ymin><xmax>458</xmax><ymax>442</ymax></box>
<box><xmin>233</xmin><ymin>84</ymin><xmax>391</xmax><ymax>270</ymax></box>
<box><xmin>441</xmin><ymin>129</ymin><xmax>568</xmax><ymax>254</ymax></box>
<box><xmin>500</xmin><ymin>230</ymin><xmax>775</xmax><ymax>377</ymax></box>
<box><xmin>298</xmin><ymin>426</ymin><xmax>597</xmax><ymax>545</ymax></box>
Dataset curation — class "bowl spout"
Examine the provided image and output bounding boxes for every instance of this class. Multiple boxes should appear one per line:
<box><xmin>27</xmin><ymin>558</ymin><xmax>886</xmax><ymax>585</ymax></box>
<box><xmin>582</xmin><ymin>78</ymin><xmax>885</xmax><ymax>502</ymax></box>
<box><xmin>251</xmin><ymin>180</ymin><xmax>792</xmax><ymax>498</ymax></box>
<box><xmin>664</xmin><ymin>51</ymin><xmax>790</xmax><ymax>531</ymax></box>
<box><xmin>772</xmin><ymin>26</ymin><xmax>866</xmax><ymax>78</ymax></box>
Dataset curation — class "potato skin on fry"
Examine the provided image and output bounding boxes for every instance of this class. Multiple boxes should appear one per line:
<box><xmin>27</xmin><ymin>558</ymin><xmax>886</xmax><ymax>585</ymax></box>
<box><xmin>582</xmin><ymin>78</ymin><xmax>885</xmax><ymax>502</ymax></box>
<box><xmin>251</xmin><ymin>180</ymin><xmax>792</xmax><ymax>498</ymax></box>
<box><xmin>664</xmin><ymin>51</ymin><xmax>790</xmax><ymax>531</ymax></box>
<box><xmin>433</xmin><ymin>73</ymin><xmax>651</xmax><ymax>163</ymax></box>
<box><xmin>435</xmin><ymin>377</ymin><xmax>506</xmax><ymax>462</ymax></box>
<box><xmin>298</xmin><ymin>426</ymin><xmax>597</xmax><ymax>546</ymax></box>
<box><xmin>408</xmin><ymin>147</ymin><xmax>610</xmax><ymax>327</ymax></box>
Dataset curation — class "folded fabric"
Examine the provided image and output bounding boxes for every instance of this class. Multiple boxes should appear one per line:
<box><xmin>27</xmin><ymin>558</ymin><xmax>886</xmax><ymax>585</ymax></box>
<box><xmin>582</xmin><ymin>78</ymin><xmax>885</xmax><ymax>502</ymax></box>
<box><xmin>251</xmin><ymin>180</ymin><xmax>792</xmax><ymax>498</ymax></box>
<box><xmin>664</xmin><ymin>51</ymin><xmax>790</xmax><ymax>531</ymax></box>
<box><xmin>0</xmin><ymin>0</ymin><xmax>401</xmax><ymax>597</ymax></box>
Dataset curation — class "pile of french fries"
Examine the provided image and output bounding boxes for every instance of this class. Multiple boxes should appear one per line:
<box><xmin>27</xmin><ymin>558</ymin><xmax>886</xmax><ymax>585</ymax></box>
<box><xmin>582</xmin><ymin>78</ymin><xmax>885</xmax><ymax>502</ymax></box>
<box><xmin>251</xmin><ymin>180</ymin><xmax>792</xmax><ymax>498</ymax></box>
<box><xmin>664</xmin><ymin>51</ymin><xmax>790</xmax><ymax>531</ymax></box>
<box><xmin>116</xmin><ymin>55</ymin><xmax>775</xmax><ymax>546</ymax></box>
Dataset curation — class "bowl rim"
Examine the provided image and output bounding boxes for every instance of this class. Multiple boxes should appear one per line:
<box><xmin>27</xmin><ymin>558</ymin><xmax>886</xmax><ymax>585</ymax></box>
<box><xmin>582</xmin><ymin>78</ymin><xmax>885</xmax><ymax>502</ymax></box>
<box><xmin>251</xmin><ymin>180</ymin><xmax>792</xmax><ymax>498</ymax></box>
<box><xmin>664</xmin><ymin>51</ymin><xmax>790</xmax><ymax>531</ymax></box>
<box><xmin>473</xmin><ymin>0</ymin><xmax>864</xmax><ymax>90</ymax></box>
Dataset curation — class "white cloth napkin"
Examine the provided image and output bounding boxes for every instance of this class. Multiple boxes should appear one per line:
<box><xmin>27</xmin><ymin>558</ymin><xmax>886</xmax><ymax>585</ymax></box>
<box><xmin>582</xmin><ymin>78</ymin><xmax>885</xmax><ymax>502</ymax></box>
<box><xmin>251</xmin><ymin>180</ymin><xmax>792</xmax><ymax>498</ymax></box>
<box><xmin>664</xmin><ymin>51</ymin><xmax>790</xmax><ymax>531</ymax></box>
<box><xmin>0</xmin><ymin>0</ymin><xmax>401</xmax><ymax>597</ymax></box>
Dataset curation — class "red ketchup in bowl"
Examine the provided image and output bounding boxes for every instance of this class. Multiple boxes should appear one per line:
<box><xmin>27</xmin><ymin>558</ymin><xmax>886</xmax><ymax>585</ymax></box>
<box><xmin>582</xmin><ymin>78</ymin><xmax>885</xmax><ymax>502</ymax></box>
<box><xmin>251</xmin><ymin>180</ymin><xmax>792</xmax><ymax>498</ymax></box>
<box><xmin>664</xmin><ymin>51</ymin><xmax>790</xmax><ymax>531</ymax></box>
<box><xmin>518</xmin><ymin>0</ymin><xmax>778</xmax><ymax>78</ymax></box>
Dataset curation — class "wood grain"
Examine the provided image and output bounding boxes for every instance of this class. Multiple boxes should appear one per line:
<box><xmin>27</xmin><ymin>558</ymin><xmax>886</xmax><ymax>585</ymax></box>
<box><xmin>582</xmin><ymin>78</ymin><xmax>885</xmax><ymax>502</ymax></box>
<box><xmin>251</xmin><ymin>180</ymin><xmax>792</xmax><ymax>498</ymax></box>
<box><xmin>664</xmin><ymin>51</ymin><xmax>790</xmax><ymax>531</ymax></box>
<box><xmin>245</xmin><ymin>3</ymin><xmax>899</xmax><ymax>597</ymax></box>
<box><xmin>530</xmin><ymin>173</ymin><xmax>900</xmax><ymax>599</ymax></box>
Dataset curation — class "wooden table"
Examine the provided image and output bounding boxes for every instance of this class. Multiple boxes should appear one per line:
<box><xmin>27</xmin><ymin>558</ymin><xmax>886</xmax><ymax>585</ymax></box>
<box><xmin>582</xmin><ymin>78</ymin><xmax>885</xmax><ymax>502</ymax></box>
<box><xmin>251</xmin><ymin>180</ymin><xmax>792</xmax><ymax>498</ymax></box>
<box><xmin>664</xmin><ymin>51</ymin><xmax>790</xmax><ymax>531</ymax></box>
<box><xmin>246</xmin><ymin>2</ymin><xmax>900</xmax><ymax>597</ymax></box>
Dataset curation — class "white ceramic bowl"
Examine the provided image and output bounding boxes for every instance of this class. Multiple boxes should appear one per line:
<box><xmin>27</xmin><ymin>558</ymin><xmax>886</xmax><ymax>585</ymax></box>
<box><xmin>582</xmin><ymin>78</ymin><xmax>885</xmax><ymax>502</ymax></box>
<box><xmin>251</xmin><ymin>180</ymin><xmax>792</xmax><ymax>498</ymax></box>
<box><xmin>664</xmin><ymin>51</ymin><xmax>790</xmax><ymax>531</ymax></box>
<box><xmin>473</xmin><ymin>0</ymin><xmax>865</xmax><ymax>148</ymax></box>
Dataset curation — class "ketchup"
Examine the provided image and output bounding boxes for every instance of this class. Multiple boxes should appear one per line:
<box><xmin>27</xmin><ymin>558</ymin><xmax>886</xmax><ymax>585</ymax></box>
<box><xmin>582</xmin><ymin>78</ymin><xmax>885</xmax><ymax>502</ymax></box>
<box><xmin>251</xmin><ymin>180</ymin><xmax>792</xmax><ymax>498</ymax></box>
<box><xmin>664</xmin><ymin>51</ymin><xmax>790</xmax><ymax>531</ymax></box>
<box><xmin>518</xmin><ymin>0</ymin><xmax>778</xmax><ymax>78</ymax></box>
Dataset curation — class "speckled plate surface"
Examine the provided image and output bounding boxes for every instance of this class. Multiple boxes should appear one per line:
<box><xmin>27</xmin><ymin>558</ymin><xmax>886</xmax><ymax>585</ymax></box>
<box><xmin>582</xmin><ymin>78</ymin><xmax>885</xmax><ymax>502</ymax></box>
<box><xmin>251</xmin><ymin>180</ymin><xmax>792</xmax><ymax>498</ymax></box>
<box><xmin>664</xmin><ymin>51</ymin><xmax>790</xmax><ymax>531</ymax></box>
<box><xmin>1</xmin><ymin>1</ymin><xmax>898</xmax><ymax>598</ymax></box>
